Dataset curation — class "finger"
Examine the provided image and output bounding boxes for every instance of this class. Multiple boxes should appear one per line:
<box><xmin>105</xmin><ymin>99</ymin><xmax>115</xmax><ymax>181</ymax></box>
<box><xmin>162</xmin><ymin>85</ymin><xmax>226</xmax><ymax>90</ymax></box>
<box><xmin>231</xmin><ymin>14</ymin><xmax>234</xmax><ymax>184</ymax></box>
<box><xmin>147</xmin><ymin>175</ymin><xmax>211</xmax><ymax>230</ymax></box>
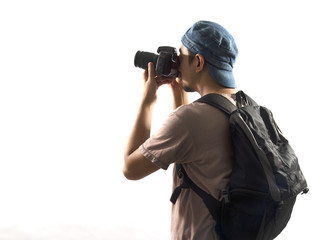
<box><xmin>157</xmin><ymin>78</ymin><xmax>173</xmax><ymax>85</ymax></box>
<box><xmin>148</xmin><ymin>62</ymin><xmax>155</xmax><ymax>80</ymax></box>
<box><xmin>143</xmin><ymin>69</ymin><xmax>148</xmax><ymax>82</ymax></box>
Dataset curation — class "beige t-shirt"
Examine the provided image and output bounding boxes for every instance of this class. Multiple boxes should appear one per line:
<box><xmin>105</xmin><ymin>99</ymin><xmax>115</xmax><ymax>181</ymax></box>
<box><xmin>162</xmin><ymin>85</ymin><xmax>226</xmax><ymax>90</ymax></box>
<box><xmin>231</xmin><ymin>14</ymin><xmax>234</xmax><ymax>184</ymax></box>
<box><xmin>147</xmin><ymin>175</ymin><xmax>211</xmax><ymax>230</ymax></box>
<box><xmin>139</xmin><ymin>98</ymin><xmax>235</xmax><ymax>240</ymax></box>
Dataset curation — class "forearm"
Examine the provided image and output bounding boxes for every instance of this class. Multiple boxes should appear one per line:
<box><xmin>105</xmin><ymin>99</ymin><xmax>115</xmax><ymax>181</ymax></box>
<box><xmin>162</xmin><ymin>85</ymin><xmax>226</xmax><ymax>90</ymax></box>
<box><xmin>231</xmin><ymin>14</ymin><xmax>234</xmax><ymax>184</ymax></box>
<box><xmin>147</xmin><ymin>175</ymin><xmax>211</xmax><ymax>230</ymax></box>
<box><xmin>123</xmin><ymin>62</ymin><xmax>161</xmax><ymax>180</ymax></box>
<box><xmin>124</xmin><ymin>101</ymin><xmax>154</xmax><ymax>157</ymax></box>
<box><xmin>171</xmin><ymin>83</ymin><xmax>189</xmax><ymax>110</ymax></box>
<box><xmin>123</xmin><ymin>101</ymin><xmax>160</xmax><ymax>180</ymax></box>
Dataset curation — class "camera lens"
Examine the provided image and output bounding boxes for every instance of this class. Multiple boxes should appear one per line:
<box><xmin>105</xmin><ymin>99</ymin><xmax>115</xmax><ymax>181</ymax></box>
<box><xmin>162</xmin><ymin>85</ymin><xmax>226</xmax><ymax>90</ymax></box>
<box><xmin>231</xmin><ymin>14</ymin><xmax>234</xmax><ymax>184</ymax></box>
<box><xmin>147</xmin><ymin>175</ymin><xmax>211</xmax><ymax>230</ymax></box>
<box><xmin>134</xmin><ymin>51</ymin><xmax>158</xmax><ymax>71</ymax></box>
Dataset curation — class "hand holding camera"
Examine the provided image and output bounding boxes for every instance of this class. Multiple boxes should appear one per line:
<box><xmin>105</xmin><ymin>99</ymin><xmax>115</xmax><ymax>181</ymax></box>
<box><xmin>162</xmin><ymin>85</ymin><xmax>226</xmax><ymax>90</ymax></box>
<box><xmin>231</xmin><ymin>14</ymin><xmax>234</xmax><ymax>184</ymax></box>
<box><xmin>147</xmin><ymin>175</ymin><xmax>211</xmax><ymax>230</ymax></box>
<box><xmin>135</xmin><ymin>46</ymin><xmax>187</xmax><ymax>108</ymax></box>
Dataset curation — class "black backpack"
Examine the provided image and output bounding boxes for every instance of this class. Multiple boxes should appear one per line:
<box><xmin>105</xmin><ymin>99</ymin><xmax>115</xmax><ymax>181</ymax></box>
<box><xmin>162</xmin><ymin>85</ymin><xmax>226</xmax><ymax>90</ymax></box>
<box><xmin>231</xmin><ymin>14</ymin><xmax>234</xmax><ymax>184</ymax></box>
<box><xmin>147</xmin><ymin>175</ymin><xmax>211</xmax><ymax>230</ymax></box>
<box><xmin>170</xmin><ymin>91</ymin><xmax>308</xmax><ymax>240</ymax></box>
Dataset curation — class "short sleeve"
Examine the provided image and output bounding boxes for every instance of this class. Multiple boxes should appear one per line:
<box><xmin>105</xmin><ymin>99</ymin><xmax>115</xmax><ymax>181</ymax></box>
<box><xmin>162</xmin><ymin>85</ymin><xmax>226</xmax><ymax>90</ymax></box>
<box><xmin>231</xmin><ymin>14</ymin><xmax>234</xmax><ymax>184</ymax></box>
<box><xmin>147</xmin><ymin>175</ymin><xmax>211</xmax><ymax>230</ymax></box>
<box><xmin>139</xmin><ymin>110</ymin><xmax>196</xmax><ymax>170</ymax></box>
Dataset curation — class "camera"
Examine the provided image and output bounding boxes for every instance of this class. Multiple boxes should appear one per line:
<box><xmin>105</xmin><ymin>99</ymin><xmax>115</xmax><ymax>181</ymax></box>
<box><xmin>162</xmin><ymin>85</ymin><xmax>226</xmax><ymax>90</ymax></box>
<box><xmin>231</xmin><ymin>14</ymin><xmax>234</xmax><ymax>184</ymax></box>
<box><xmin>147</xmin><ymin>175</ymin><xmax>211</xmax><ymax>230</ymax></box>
<box><xmin>134</xmin><ymin>46</ymin><xmax>179</xmax><ymax>78</ymax></box>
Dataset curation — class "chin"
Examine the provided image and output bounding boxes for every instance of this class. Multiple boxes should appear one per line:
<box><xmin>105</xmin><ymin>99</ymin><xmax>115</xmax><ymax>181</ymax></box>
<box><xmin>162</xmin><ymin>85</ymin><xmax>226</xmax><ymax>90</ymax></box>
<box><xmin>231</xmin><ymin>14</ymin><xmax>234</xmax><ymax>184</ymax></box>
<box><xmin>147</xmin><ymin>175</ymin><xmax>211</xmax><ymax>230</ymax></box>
<box><xmin>180</xmin><ymin>77</ymin><xmax>195</xmax><ymax>92</ymax></box>
<box><xmin>183</xmin><ymin>85</ymin><xmax>195</xmax><ymax>93</ymax></box>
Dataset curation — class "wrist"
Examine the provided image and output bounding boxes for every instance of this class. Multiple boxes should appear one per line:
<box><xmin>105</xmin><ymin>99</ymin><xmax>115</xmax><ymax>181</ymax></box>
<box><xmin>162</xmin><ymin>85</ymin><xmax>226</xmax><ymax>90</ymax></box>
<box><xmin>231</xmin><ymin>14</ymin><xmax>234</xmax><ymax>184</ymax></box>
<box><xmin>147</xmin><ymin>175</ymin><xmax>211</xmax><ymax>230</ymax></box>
<box><xmin>171</xmin><ymin>86</ymin><xmax>188</xmax><ymax>109</ymax></box>
<box><xmin>140</xmin><ymin>96</ymin><xmax>156</xmax><ymax>110</ymax></box>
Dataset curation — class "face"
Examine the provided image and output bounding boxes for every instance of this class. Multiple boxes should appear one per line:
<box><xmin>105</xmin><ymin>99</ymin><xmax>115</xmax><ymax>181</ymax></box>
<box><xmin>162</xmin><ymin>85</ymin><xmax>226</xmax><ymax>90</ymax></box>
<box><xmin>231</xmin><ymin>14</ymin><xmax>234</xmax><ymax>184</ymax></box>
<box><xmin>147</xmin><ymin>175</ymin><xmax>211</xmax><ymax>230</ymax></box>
<box><xmin>178</xmin><ymin>45</ymin><xmax>196</xmax><ymax>92</ymax></box>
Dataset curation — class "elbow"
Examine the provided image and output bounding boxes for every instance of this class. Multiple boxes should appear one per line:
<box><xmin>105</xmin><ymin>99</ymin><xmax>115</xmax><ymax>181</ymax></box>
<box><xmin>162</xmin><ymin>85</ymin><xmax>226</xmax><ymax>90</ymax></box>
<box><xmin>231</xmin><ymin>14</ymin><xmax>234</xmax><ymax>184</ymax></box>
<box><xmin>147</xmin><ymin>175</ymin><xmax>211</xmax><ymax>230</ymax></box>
<box><xmin>123</xmin><ymin>155</ymin><xmax>135</xmax><ymax>180</ymax></box>
<box><xmin>122</xmin><ymin>167</ymin><xmax>134</xmax><ymax>180</ymax></box>
<box><xmin>123</xmin><ymin>153</ymin><xmax>132</xmax><ymax>180</ymax></box>
<box><xmin>122</xmin><ymin>164</ymin><xmax>141</xmax><ymax>181</ymax></box>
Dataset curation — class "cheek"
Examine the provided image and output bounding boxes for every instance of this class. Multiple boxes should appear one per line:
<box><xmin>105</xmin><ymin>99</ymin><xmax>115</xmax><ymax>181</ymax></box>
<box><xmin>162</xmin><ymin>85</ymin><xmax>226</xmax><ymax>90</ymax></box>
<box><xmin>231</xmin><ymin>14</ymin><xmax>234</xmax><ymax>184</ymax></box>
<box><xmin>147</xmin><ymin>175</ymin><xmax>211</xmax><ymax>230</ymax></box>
<box><xmin>179</xmin><ymin>62</ymin><xmax>188</xmax><ymax>75</ymax></box>
<box><xmin>181</xmin><ymin>73</ymin><xmax>192</xmax><ymax>87</ymax></box>
<box><xmin>181</xmin><ymin>66</ymin><xmax>192</xmax><ymax>80</ymax></box>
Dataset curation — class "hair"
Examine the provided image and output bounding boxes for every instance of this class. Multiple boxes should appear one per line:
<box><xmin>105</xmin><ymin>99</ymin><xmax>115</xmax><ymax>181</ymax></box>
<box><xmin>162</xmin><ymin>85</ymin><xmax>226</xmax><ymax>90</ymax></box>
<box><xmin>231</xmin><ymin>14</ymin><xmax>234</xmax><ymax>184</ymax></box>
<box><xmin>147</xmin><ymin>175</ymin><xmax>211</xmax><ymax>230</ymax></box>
<box><xmin>187</xmin><ymin>50</ymin><xmax>195</xmax><ymax>64</ymax></box>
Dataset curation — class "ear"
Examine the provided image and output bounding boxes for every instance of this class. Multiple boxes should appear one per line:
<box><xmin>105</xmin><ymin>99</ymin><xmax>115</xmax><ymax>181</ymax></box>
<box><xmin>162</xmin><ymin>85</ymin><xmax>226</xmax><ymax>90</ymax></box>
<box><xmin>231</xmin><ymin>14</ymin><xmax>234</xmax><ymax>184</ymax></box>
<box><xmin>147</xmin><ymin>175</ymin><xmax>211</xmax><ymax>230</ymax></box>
<box><xmin>195</xmin><ymin>54</ymin><xmax>206</xmax><ymax>73</ymax></box>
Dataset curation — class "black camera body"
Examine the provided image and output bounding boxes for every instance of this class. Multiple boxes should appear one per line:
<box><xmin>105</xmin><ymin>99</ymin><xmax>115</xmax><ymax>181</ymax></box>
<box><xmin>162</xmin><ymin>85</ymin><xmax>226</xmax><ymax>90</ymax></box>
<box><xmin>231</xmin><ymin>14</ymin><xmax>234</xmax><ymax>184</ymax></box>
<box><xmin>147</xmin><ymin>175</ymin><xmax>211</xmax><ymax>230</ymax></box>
<box><xmin>134</xmin><ymin>46</ymin><xmax>179</xmax><ymax>78</ymax></box>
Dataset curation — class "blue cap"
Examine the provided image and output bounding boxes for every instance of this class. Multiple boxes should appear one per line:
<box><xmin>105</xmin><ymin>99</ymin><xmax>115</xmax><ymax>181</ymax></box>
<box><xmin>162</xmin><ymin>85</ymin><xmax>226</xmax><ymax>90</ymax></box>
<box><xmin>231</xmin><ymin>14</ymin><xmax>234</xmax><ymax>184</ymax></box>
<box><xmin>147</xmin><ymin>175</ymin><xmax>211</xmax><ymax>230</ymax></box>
<box><xmin>181</xmin><ymin>21</ymin><xmax>238</xmax><ymax>88</ymax></box>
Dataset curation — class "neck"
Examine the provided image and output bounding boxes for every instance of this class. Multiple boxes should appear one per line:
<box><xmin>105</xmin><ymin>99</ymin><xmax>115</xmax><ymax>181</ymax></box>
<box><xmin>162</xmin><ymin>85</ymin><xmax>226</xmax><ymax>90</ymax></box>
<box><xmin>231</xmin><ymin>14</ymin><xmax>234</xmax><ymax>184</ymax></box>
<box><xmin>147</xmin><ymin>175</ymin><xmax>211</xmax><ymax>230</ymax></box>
<box><xmin>198</xmin><ymin>83</ymin><xmax>237</xmax><ymax>97</ymax></box>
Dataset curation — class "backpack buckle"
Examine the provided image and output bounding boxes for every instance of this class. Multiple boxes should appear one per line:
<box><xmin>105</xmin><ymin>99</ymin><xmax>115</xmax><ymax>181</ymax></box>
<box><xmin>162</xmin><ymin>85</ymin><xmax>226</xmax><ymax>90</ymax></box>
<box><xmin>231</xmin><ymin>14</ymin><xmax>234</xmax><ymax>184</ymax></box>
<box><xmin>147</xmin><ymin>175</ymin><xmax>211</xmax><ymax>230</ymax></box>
<box><xmin>222</xmin><ymin>190</ymin><xmax>230</xmax><ymax>204</ymax></box>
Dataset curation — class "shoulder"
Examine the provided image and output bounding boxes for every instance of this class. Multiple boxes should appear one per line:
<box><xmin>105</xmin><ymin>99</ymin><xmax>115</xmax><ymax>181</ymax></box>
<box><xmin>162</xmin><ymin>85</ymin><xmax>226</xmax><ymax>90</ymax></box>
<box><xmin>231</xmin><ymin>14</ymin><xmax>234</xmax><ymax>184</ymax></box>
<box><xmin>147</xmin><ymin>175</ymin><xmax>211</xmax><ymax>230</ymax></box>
<box><xmin>173</xmin><ymin>101</ymin><xmax>226</xmax><ymax>122</ymax></box>
<box><xmin>174</xmin><ymin>101</ymin><xmax>211</xmax><ymax>116</ymax></box>
<box><xmin>153</xmin><ymin>102</ymin><xmax>214</xmax><ymax>140</ymax></box>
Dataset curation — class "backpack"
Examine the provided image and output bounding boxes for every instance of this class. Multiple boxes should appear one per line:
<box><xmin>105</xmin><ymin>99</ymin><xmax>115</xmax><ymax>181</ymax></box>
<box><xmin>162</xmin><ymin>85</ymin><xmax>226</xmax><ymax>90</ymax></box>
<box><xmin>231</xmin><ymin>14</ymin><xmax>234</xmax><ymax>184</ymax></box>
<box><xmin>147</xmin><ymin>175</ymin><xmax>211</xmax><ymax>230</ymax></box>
<box><xmin>170</xmin><ymin>91</ymin><xmax>308</xmax><ymax>240</ymax></box>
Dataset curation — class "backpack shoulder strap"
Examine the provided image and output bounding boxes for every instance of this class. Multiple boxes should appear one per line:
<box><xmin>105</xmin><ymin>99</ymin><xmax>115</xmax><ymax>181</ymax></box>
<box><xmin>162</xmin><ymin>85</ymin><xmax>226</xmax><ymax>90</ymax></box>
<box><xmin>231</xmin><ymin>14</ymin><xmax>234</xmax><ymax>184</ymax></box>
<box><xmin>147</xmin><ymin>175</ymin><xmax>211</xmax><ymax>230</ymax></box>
<box><xmin>195</xmin><ymin>91</ymin><xmax>258</xmax><ymax>114</ymax></box>
<box><xmin>170</xmin><ymin>164</ymin><xmax>221</xmax><ymax>221</ymax></box>
<box><xmin>195</xmin><ymin>93</ymin><xmax>237</xmax><ymax>116</ymax></box>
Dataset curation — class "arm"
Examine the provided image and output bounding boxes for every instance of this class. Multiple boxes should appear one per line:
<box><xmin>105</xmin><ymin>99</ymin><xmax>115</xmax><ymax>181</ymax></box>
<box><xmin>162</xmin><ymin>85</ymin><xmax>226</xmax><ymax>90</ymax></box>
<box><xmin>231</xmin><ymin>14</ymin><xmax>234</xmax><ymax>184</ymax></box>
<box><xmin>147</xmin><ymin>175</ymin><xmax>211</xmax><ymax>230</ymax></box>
<box><xmin>123</xmin><ymin>63</ymin><xmax>160</xmax><ymax>180</ymax></box>
<box><xmin>170</xmin><ymin>79</ymin><xmax>189</xmax><ymax>110</ymax></box>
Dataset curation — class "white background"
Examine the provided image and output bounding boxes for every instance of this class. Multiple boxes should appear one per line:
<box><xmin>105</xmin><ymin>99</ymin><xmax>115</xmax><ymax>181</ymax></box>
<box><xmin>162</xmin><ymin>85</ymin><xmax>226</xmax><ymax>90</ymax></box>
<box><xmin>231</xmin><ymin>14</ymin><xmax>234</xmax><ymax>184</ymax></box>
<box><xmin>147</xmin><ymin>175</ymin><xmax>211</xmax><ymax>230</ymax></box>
<box><xmin>0</xmin><ymin>0</ymin><xmax>329</xmax><ymax>239</ymax></box>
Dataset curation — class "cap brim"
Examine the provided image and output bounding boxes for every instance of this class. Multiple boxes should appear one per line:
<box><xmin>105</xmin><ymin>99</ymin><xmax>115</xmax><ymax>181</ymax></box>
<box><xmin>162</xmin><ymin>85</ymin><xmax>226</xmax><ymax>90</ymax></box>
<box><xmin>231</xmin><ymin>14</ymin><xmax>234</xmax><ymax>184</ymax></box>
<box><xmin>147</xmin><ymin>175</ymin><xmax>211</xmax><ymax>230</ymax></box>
<box><xmin>207</xmin><ymin>63</ymin><xmax>237</xmax><ymax>88</ymax></box>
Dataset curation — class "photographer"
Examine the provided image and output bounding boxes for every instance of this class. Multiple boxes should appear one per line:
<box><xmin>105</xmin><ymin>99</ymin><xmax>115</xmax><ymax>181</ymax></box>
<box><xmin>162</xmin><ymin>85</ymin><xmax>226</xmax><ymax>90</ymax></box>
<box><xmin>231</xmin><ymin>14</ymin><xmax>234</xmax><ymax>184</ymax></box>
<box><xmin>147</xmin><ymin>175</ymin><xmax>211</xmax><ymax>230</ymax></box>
<box><xmin>123</xmin><ymin>20</ymin><xmax>238</xmax><ymax>239</ymax></box>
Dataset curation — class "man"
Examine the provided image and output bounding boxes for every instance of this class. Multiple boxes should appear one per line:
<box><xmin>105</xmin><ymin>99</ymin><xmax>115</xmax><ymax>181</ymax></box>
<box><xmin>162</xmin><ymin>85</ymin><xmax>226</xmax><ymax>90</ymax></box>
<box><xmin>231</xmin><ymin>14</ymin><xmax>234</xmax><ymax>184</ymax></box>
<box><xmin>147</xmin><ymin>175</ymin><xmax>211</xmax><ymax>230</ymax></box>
<box><xmin>123</xmin><ymin>20</ymin><xmax>238</xmax><ymax>239</ymax></box>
